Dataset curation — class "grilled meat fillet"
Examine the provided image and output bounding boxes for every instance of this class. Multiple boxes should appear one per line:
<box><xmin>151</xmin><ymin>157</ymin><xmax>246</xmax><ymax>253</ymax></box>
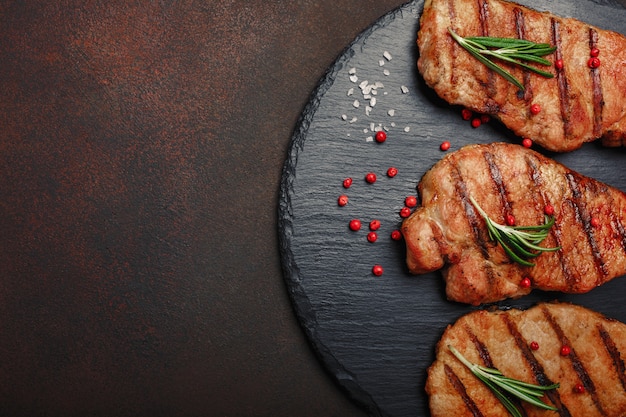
<box><xmin>427</xmin><ymin>302</ymin><xmax>626</xmax><ymax>417</ymax></box>
<box><xmin>402</xmin><ymin>143</ymin><xmax>626</xmax><ymax>305</ymax></box>
<box><xmin>417</xmin><ymin>0</ymin><xmax>626</xmax><ymax>152</ymax></box>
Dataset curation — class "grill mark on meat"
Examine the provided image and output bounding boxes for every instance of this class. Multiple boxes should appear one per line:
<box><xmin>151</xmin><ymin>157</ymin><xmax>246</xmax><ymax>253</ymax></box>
<box><xmin>526</xmin><ymin>156</ymin><xmax>572</xmax><ymax>285</ymax></box>
<box><xmin>483</xmin><ymin>151</ymin><xmax>511</xmax><ymax>218</ymax></box>
<box><xmin>465</xmin><ymin>325</ymin><xmax>494</xmax><ymax>367</ymax></box>
<box><xmin>502</xmin><ymin>314</ymin><xmax>569</xmax><ymax>416</ymax></box>
<box><xmin>514</xmin><ymin>7</ymin><xmax>533</xmax><ymax>101</ymax></box>
<box><xmin>452</xmin><ymin>165</ymin><xmax>490</xmax><ymax>258</ymax></box>
<box><xmin>612</xmin><ymin>212</ymin><xmax>626</xmax><ymax>255</ymax></box>
<box><xmin>444</xmin><ymin>364</ymin><xmax>485</xmax><ymax>417</ymax></box>
<box><xmin>566</xmin><ymin>173</ymin><xmax>608</xmax><ymax>279</ymax></box>
<box><xmin>543</xmin><ymin>306</ymin><xmax>606</xmax><ymax>415</ymax></box>
<box><xmin>477</xmin><ymin>0</ymin><xmax>497</xmax><ymax>98</ymax></box>
<box><xmin>448</xmin><ymin>0</ymin><xmax>459</xmax><ymax>87</ymax></box>
<box><xmin>598</xmin><ymin>323</ymin><xmax>626</xmax><ymax>392</ymax></box>
<box><xmin>551</xmin><ymin>18</ymin><xmax>573</xmax><ymax>139</ymax></box>
<box><xmin>589</xmin><ymin>28</ymin><xmax>604</xmax><ymax>137</ymax></box>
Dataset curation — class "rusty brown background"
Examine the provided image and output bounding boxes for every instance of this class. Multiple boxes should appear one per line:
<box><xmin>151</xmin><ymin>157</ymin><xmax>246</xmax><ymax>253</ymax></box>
<box><xmin>0</xmin><ymin>1</ymin><xmax>411</xmax><ymax>416</ymax></box>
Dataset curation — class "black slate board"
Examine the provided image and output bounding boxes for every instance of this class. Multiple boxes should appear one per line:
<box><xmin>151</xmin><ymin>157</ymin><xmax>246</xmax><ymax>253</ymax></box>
<box><xmin>278</xmin><ymin>1</ymin><xmax>626</xmax><ymax>416</ymax></box>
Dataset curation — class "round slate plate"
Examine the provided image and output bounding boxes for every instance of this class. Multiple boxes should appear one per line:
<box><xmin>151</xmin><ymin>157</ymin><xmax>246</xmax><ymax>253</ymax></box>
<box><xmin>278</xmin><ymin>1</ymin><xmax>626</xmax><ymax>416</ymax></box>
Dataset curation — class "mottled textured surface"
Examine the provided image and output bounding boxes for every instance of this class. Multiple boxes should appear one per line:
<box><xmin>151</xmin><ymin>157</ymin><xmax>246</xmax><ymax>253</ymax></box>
<box><xmin>0</xmin><ymin>1</ymin><xmax>410</xmax><ymax>416</ymax></box>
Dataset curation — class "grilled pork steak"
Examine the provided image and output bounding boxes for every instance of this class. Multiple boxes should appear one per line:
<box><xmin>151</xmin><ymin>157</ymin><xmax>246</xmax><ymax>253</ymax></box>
<box><xmin>417</xmin><ymin>0</ymin><xmax>626</xmax><ymax>152</ymax></box>
<box><xmin>402</xmin><ymin>143</ymin><xmax>626</xmax><ymax>305</ymax></box>
<box><xmin>427</xmin><ymin>302</ymin><xmax>626</xmax><ymax>417</ymax></box>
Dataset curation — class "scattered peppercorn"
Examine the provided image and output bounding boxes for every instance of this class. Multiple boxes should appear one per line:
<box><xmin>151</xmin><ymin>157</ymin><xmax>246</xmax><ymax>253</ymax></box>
<box><xmin>560</xmin><ymin>345</ymin><xmax>571</xmax><ymax>356</ymax></box>
<box><xmin>471</xmin><ymin>118</ymin><xmax>482</xmax><ymax>128</ymax></box>
<box><xmin>338</xmin><ymin>195</ymin><xmax>349</xmax><ymax>206</ymax></box>
<box><xmin>544</xmin><ymin>204</ymin><xmax>555</xmax><ymax>216</ymax></box>
<box><xmin>365</xmin><ymin>172</ymin><xmax>377</xmax><ymax>184</ymax></box>
<box><xmin>375</xmin><ymin>131</ymin><xmax>387</xmax><ymax>143</ymax></box>
<box><xmin>461</xmin><ymin>108</ymin><xmax>473</xmax><ymax>120</ymax></box>
<box><xmin>520</xmin><ymin>277</ymin><xmax>531</xmax><ymax>288</ymax></box>
<box><xmin>506</xmin><ymin>214</ymin><xmax>516</xmax><ymax>226</ymax></box>
<box><xmin>530</xmin><ymin>103</ymin><xmax>541</xmax><ymax>115</ymax></box>
<box><xmin>522</xmin><ymin>138</ymin><xmax>533</xmax><ymax>148</ymax></box>
<box><xmin>440</xmin><ymin>141</ymin><xmax>451</xmax><ymax>151</ymax></box>
<box><xmin>590</xmin><ymin>47</ymin><xmax>600</xmax><ymax>58</ymax></box>
<box><xmin>405</xmin><ymin>196</ymin><xmax>418</xmax><ymax>208</ymax></box>
<box><xmin>591</xmin><ymin>217</ymin><xmax>600</xmax><ymax>228</ymax></box>
<box><xmin>555</xmin><ymin>59</ymin><xmax>564</xmax><ymax>70</ymax></box>
<box><xmin>372</xmin><ymin>264</ymin><xmax>384</xmax><ymax>276</ymax></box>
<box><xmin>574</xmin><ymin>383</ymin><xmax>585</xmax><ymax>394</ymax></box>
<box><xmin>391</xmin><ymin>230</ymin><xmax>402</xmax><ymax>241</ymax></box>
<box><xmin>399</xmin><ymin>207</ymin><xmax>411</xmax><ymax>218</ymax></box>
<box><xmin>367</xmin><ymin>232</ymin><xmax>378</xmax><ymax>243</ymax></box>
<box><xmin>343</xmin><ymin>178</ymin><xmax>353</xmax><ymax>188</ymax></box>
<box><xmin>369</xmin><ymin>219</ymin><xmax>381</xmax><ymax>231</ymax></box>
<box><xmin>588</xmin><ymin>57</ymin><xmax>601</xmax><ymax>69</ymax></box>
<box><xmin>387</xmin><ymin>167</ymin><xmax>398</xmax><ymax>178</ymax></box>
<box><xmin>530</xmin><ymin>341</ymin><xmax>540</xmax><ymax>350</ymax></box>
<box><xmin>349</xmin><ymin>219</ymin><xmax>362</xmax><ymax>231</ymax></box>
<box><xmin>480</xmin><ymin>114</ymin><xmax>491</xmax><ymax>124</ymax></box>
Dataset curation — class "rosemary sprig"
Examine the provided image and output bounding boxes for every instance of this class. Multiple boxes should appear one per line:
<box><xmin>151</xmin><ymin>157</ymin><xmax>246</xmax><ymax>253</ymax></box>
<box><xmin>448</xmin><ymin>27</ymin><xmax>556</xmax><ymax>91</ymax></box>
<box><xmin>469</xmin><ymin>196</ymin><xmax>560</xmax><ymax>267</ymax></box>
<box><xmin>449</xmin><ymin>345</ymin><xmax>559</xmax><ymax>417</ymax></box>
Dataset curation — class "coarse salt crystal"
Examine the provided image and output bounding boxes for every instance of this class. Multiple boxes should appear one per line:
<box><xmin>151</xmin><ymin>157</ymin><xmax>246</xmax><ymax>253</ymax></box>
<box><xmin>353</xmin><ymin>100</ymin><xmax>360</xmax><ymax>108</ymax></box>
<box><xmin>366</xmin><ymin>136</ymin><xmax>374</xmax><ymax>142</ymax></box>
<box><xmin>379</xmin><ymin>59</ymin><xmax>385</xmax><ymax>66</ymax></box>
<box><xmin>349</xmin><ymin>67</ymin><xmax>357</xmax><ymax>74</ymax></box>
<box><xmin>404</xmin><ymin>126</ymin><xmax>410</xmax><ymax>132</ymax></box>
<box><xmin>388</xmin><ymin>109</ymin><xmax>395</xmax><ymax>117</ymax></box>
<box><xmin>365</xmin><ymin>106</ymin><xmax>372</xmax><ymax>116</ymax></box>
<box><xmin>375</xmin><ymin>81</ymin><xmax>384</xmax><ymax>88</ymax></box>
<box><xmin>391</xmin><ymin>122</ymin><xmax>396</xmax><ymax>127</ymax></box>
<box><xmin>383</xmin><ymin>69</ymin><xmax>390</xmax><ymax>76</ymax></box>
<box><xmin>370</xmin><ymin>97</ymin><xmax>377</xmax><ymax>107</ymax></box>
<box><xmin>349</xmin><ymin>117</ymin><xmax>358</xmax><ymax>124</ymax></box>
<box><xmin>401</xmin><ymin>85</ymin><xmax>409</xmax><ymax>94</ymax></box>
<box><xmin>341</xmin><ymin>114</ymin><xmax>348</xmax><ymax>121</ymax></box>
<box><xmin>349</xmin><ymin>74</ymin><xmax>358</xmax><ymax>83</ymax></box>
<box><xmin>383</xmin><ymin>51</ymin><xmax>392</xmax><ymax>61</ymax></box>
<box><xmin>347</xmin><ymin>88</ymin><xmax>354</xmax><ymax>96</ymax></box>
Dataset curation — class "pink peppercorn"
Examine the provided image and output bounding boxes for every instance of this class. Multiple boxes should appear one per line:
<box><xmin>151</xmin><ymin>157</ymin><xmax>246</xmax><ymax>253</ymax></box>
<box><xmin>367</xmin><ymin>232</ymin><xmax>378</xmax><ymax>243</ymax></box>
<box><xmin>574</xmin><ymin>383</ymin><xmax>585</xmax><ymax>394</ymax></box>
<box><xmin>520</xmin><ymin>277</ymin><xmax>531</xmax><ymax>288</ymax></box>
<box><xmin>544</xmin><ymin>204</ymin><xmax>555</xmax><ymax>216</ymax></box>
<box><xmin>522</xmin><ymin>138</ymin><xmax>533</xmax><ymax>148</ymax></box>
<box><xmin>365</xmin><ymin>172</ymin><xmax>377</xmax><ymax>184</ymax></box>
<box><xmin>530</xmin><ymin>104</ymin><xmax>541</xmax><ymax>115</ymax></box>
<box><xmin>506</xmin><ymin>214</ymin><xmax>516</xmax><ymax>226</ymax></box>
<box><xmin>588</xmin><ymin>57</ymin><xmax>601</xmax><ymax>69</ymax></box>
<box><xmin>375</xmin><ymin>131</ymin><xmax>387</xmax><ymax>143</ymax></box>
<box><xmin>369</xmin><ymin>219</ymin><xmax>381</xmax><ymax>231</ymax></box>
<box><xmin>530</xmin><ymin>341</ymin><xmax>540</xmax><ymax>350</ymax></box>
<box><xmin>590</xmin><ymin>217</ymin><xmax>600</xmax><ymax>228</ymax></box>
<box><xmin>399</xmin><ymin>207</ymin><xmax>411</xmax><ymax>218</ymax></box>
<box><xmin>391</xmin><ymin>230</ymin><xmax>402</xmax><ymax>241</ymax></box>
<box><xmin>440</xmin><ymin>141</ymin><xmax>451</xmax><ymax>151</ymax></box>
<box><xmin>590</xmin><ymin>47</ymin><xmax>600</xmax><ymax>57</ymax></box>
<box><xmin>372</xmin><ymin>265</ymin><xmax>384</xmax><ymax>276</ymax></box>
<box><xmin>555</xmin><ymin>59</ymin><xmax>564</xmax><ymax>70</ymax></box>
<box><xmin>343</xmin><ymin>178</ymin><xmax>353</xmax><ymax>188</ymax></box>
<box><xmin>387</xmin><ymin>167</ymin><xmax>398</xmax><ymax>178</ymax></box>
<box><xmin>405</xmin><ymin>196</ymin><xmax>418</xmax><ymax>208</ymax></box>
<box><xmin>338</xmin><ymin>195</ymin><xmax>348</xmax><ymax>207</ymax></box>
<box><xmin>560</xmin><ymin>345</ymin><xmax>571</xmax><ymax>356</ymax></box>
<box><xmin>461</xmin><ymin>108</ymin><xmax>473</xmax><ymax>120</ymax></box>
<box><xmin>349</xmin><ymin>219</ymin><xmax>361</xmax><ymax>231</ymax></box>
<box><xmin>471</xmin><ymin>118</ymin><xmax>482</xmax><ymax>128</ymax></box>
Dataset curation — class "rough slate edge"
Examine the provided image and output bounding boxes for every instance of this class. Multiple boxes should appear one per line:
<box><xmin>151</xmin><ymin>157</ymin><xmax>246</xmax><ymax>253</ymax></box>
<box><xmin>278</xmin><ymin>2</ymin><xmax>421</xmax><ymax>415</ymax></box>
<box><xmin>278</xmin><ymin>1</ymin><xmax>626</xmax><ymax>416</ymax></box>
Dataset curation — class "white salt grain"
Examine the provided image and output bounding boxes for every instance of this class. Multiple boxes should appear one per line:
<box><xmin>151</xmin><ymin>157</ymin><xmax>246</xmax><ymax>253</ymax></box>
<box><xmin>353</xmin><ymin>100</ymin><xmax>360</xmax><ymax>108</ymax></box>
<box><xmin>383</xmin><ymin>51</ymin><xmax>392</xmax><ymax>61</ymax></box>
<box><xmin>388</xmin><ymin>109</ymin><xmax>395</xmax><ymax>117</ymax></box>
<box><xmin>383</xmin><ymin>69</ymin><xmax>390</xmax><ymax>76</ymax></box>
<box><xmin>366</xmin><ymin>136</ymin><xmax>374</xmax><ymax>142</ymax></box>
<box><xmin>349</xmin><ymin>67</ymin><xmax>357</xmax><ymax>74</ymax></box>
<box><xmin>350</xmin><ymin>74</ymin><xmax>358</xmax><ymax>83</ymax></box>
<box><xmin>401</xmin><ymin>85</ymin><xmax>409</xmax><ymax>94</ymax></box>
<box><xmin>347</xmin><ymin>88</ymin><xmax>354</xmax><ymax>96</ymax></box>
<box><xmin>404</xmin><ymin>126</ymin><xmax>410</xmax><ymax>132</ymax></box>
<box><xmin>341</xmin><ymin>114</ymin><xmax>348</xmax><ymax>121</ymax></box>
<box><xmin>370</xmin><ymin>97</ymin><xmax>377</xmax><ymax>107</ymax></box>
<box><xmin>379</xmin><ymin>59</ymin><xmax>385</xmax><ymax>66</ymax></box>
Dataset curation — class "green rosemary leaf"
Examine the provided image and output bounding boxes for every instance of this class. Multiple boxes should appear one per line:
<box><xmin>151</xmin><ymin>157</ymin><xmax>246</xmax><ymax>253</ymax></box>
<box><xmin>448</xmin><ymin>27</ymin><xmax>556</xmax><ymax>91</ymax></box>
<box><xmin>469</xmin><ymin>196</ymin><xmax>560</xmax><ymax>267</ymax></box>
<box><xmin>449</xmin><ymin>345</ymin><xmax>559</xmax><ymax>417</ymax></box>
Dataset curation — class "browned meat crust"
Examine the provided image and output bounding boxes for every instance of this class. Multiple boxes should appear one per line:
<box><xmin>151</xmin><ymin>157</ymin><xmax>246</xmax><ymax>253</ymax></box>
<box><xmin>401</xmin><ymin>143</ymin><xmax>626</xmax><ymax>305</ymax></box>
<box><xmin>427</xmin><ymin>302</ymin><xmax>626</xmax><ymax>417</ymax></box>
<box><xmin>417</xmin><ymin>0</ymin><xmax>626</xmax><ymax>152</ymax></box>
